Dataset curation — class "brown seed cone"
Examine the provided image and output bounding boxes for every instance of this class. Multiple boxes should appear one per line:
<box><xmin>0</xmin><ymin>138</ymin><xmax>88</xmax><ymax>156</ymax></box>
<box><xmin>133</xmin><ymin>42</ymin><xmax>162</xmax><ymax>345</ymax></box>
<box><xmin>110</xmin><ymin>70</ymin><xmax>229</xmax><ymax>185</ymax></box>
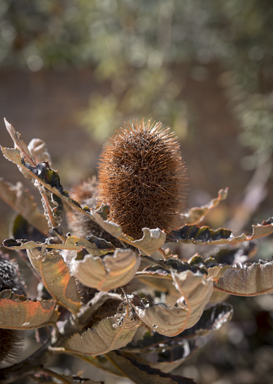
<box><xmin>0</xmin><ymin>253</ymin><xmax>25</xmax><ymax>368</ymax></box>
<box><xmin>97</xmin><ymin>120</ymin><xmax>188</xmax><ymax>240</ymax></box>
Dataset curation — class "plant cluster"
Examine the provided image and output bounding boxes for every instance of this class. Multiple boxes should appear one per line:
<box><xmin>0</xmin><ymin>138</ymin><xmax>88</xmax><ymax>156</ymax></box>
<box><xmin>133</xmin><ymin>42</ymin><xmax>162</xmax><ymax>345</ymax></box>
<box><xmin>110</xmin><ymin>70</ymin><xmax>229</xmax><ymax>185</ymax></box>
<box><xmin>0</xmin><ymin>120</ymin><xmax>273</xmax><ymax>383</ymax></box>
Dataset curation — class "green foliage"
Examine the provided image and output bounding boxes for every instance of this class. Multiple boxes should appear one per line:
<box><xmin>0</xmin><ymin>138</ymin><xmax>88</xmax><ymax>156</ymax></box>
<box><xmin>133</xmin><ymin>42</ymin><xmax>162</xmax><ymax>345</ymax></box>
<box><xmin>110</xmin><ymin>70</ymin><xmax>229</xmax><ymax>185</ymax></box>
<box><xmin>2</xmin><ymin>0</ymin><xmax>273</xmax><ymax>163</ymax></box>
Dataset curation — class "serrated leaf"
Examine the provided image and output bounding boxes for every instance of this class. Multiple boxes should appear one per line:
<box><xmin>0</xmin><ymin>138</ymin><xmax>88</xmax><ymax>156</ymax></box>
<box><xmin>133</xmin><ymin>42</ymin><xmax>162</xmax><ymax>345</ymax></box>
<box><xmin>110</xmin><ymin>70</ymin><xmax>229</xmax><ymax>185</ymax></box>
<box><xmin>0</xmin><ymin>290</ymin><xmax>59</xmax><ymax>329</ymax></box>
<box><xmin>179</xmin><ymin>188</ymin><xmax>228</xmax><ymax>225</ymax></box>
<box><xmin>135</xmin><ymin>271</ymin><xmax>213</xmax><ymax>336</ymax></box>
<box><xmin>93</xmin><ymin>207</ymin><xmax>166</xmax><ymax>255</ymax></box>
<box><xmin>70</xmin><ymin>248</ymin><xmax>140</xmax><ymax>291</ymax></box>
<box><xmin>167</xmin><ymin>225</ymin><xmax>231</xmax><ymax>245</ymax></box>
<box><xmin>4</xmin><ymin>119</ymin><xmax>34</xmax><ymax>162</ymax></box>
<box><xmin>1</xmin><ymin>147</ymin><xmax>22</xmax><ymax>166</ymax></box>
<box><xmin>206</xmin><ymin>264</ymin><xmax>231</xmax><ymax>280</ymax></box>
<box><xmin>106</xmin><ymin>351</ymin><xmax>196</xmax><ymax>384</ymax></box>
<box><xmin>65</xmin><ymin>235</ymin><xmax>114</xmax><ymax>256</ymax></box>
<box><xmin>123</xmin><ymin>303</ymin><xmax>232</xmax><ymax>373</ymax></box>
<box><xmin>27</xmin><ymin>249</ymin><xmax>81</xmax><ymax>315</ymax></box>
<box><xmin>168</xmin><ymin>221</ymin><xmax>273</xmax><ymax>246</ymax></box>
<box><xmin>0</xmin><ymin>178</ymin><xmax>48</xmax><ymax>235</ymax></box>
<box><xmin>214</xmin><ymin>260</ymin><xmax>273</xmax><ymax>296</ymax></box>
<box><xmin>63</xmin><ymin>310</ymin><xmax>142</xmax><ymax>356</ymax></box>
<box><xmin>122</xmin><ymin>337</ymin><xmax>197</xmax><ymax>374</ymax></box>
<box><xmin>179</xmin><ymin>303</ymin><xmax>233</xmax><ymax>338</ymax></box>
<box><xmin>3</xmin><ymin>235</ymin><xmax>111</xmax><ymax>256</ymax></box>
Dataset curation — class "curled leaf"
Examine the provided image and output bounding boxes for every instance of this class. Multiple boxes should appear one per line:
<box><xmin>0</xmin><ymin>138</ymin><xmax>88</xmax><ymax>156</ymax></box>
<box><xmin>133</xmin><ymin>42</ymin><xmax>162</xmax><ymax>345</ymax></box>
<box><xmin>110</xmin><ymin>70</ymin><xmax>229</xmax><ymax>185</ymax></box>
<box><xmin>1</xmin><ymin>147</ymin><xmax>22</xmax><ymax>166</ymax></box>
<box><xmin>167</xmin><ymin>225</ymin><xmax>231</xmax><ymax>245</ymax></box>
<box><xmin>123</xmin><ymin>336</ymin><xmax>197</xmax><ymax>373</ymax></box>
<box><xmin>134</xmin><ymin>271</ymin><xmax>213</xmax><ymax>336</ymax></box>
<box><xmin>0</xmin><ymin>178</ymin><xmax>48</xmax><ymax>235</ymax></box>
<box><xmin>106</xmin><ymin>351</ymin><xmax>196</xmax><ymax>384</ymax></box>
<box><xmin>168</xmin><ymin>220</ymin><xmax>273</xmax><ymax>246</ymax></box>
<box><xmin>63</xmin><ymin>307</ymin><xmax>142</xmax><ymax>356</ymax></box>
<box><xmin>4</xmin><ymin>119</ymin><xmax>34</xmax><ymax>163</ymax></box>
<box><xmin>27</xmin><ymin>249</ymin><xmax>81</xmax><ymax>315</ymax></box>
<box><xmin>179</xmin><ymin>188</ymin><xmax>228</xmax><ymax>225</ymax></box>
<box><xmin>93</xmin><ymin>206</ymin><xmax>166</xmax><ymax>255</ymax></box>
<box><xmin>0</xmin><ymin>290</ymin><xmax>59</xmax><ymax>330</ymax></box>
<box><xmin>3</xmin><ymin>235</ymin><xmax>111</xmax><ymax>256</ymax></box>
<box><xmin>70</xmin><ymin>248</ymin><xmax>140</xmax><ymax>291</ymax></box>
<box><xmin>214</xmin><ymin>260</ymin><xmax>273</xmax><ymax>296</ymax></box>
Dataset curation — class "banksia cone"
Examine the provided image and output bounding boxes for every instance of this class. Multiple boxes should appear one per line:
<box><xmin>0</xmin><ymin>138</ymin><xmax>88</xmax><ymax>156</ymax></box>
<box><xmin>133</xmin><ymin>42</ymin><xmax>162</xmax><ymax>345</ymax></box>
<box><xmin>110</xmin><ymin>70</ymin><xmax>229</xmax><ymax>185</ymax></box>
<box><xmin>0</xmin><ymin>253</ymin><xmax>25</xmax><ymax>368</ymax></box>
<box><xmin>97</xmin><ymin>120</ymin><xmax>188</xmax><ymax>239</ymax></box>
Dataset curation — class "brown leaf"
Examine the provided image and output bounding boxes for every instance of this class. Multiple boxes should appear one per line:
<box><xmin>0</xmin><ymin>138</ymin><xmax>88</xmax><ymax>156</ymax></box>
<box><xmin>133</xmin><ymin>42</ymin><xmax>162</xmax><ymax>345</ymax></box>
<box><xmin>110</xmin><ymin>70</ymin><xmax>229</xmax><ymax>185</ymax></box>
<box><xmin>179</xmin><ymin>188</ymin><xmax>228</xmax><ymax>225</ymax></box>
<box><xmin>27</xmin><ymin>249</ymin><xmax>81</xmax><ymax>315</ymax></box>
<box><xmin>73</xmin><ymin>355</ymin><xmax>125</xmax><ymax>377</ymax></box>
<box><xmin>1</xmin><ymin>147</ymin><xmax>22</xmax><ymax>166</ymax></box>
<box><xmin>63</xmin><ymin>305</ymin><xmax>142</xmax><ymax>356</ymax></box>
<box><xmin>0</xmin><ymin>290</ymin><xmax>59</xmax><ymax>329</ymax></box>
<box><xmin>3</xmin><ymin>235</ymin><xmax>111</xmax><ymax>256</ymax></box>
<box><xmin>134</xmin><ymin>271</ymin><xmax>213</xmax><ymax>336</ymax></box>
<box><xmin>70</xmin><ymin>248</ymin><xmax>140</xmax><ymax>291</ymax></box>
<box><xmin>167</xmin><ymin>220</ymin><xmax>273</xmax><ymax>246</ymax></box>
<box><xmin>93</xmin><ymin>207</ymin><xmax>166</xmax><ymax>255</ymax></box>
<box><xmin>0</xmin><ymin>178</ymin><xmax>48</xmax><ymax>235</ymax></box>
<box><xmin>106</xmin><ymin>351</ymin><xmax>196</xmax><ymax>384</ymax></box>
<box><xmin>4</xmin><ymin>119</ymin><xmax>34</xmax><ymax>163</ymax></box>
<box><xmin>214</xmin><ymin>260</ymin><xmax>273</xmax><ymax>296</ymax></box>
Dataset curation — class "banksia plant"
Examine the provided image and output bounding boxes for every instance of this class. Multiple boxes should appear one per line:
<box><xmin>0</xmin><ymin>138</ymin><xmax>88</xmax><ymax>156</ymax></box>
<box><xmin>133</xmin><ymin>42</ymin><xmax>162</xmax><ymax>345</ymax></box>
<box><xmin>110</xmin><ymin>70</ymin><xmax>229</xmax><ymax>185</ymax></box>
<box><xmin>97</xmin><ymin>120</ymin><xmax>188</xmax><ymax>239</ymax></box>
<box><xmin>2</xmin><ymin>119</ymin><xmax>273</xmax><ymax>383</ymax></box>
<box><xmin>0</xmin><ymin>253</ymin><xmax>25</xmax><ymax>369</ymax></box>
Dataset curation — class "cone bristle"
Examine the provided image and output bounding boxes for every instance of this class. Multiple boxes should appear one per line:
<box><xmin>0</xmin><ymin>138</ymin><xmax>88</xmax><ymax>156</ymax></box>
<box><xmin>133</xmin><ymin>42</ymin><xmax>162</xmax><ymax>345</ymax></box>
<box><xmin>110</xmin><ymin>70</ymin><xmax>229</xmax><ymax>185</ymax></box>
<box><xmin>97</xmin><ymin>120</ymin><xmax>188</xmax><ymax>239</ymax></box>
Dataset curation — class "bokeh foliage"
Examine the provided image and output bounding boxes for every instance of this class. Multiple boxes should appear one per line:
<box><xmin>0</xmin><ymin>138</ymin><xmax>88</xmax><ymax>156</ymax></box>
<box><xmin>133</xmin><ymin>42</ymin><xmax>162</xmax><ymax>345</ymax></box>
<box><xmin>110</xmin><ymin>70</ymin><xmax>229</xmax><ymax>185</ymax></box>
<box><xmin>1</xmin><ymin>0</ymin><xmax>273</xmax><ymax>159</ymax></box>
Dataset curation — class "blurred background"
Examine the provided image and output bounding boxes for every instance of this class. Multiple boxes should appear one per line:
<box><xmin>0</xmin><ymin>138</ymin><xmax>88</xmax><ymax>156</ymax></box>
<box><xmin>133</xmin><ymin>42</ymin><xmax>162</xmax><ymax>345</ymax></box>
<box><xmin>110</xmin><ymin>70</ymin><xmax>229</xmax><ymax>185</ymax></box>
<box><xmin>1</xmin><ymin>1</ymin><xmax>273</xmax><ymax>383</ymax></box>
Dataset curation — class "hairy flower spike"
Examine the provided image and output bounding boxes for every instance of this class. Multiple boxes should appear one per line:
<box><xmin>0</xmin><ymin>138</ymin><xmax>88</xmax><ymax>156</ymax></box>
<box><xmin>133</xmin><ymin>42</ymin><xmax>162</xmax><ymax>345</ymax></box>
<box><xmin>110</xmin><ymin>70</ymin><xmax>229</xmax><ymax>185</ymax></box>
<box><xmin>97</xmin><ymin>120</ymin><xmax>188</xmax><ymax>239</ymax></box>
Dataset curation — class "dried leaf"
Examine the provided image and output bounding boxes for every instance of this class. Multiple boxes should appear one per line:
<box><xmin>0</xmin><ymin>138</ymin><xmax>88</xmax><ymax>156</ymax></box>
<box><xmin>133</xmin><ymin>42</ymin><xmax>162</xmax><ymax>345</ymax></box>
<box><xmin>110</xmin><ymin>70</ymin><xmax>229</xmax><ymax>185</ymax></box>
<box><xmin>206</xmin><ymin>264</ymin><xmax>231</xmax><ymax>280</ymax></box>
<box><xmin>93</xmin><ymin>207</ymin><xmax>166</xmax><ymax>255</ymax></box>
<box><xmin>27</xmin><ymin>249</ymin><xmax>81</xmax><ymax>315</ymax></box>
<box><xmin>214</xmin><ymin>260</ymin><xmax>273</xmax><ymax>296</ymax></box>
<box><xmin>106</xmin><ymin>351</ymin><xmax>196</xmax><ymax>384</ymax></box>
<box><xmin>31</xmin><ymin>372</ymin><xmax>102</xmax><ymax>384</ymax></box>
<box><xmin>135</xmin><ymin>271</ymin><xmax>213</xmax><ymax>336</ymax></box>
<box><xmin>70</xmin><ymin>248</ymin><xmax>140</xmax><ymax>291</ymax></box>
<box><xmin>74</xmin><ymin>355</ymin><xmax>125</xmax><ymax>377</ymax></box>
<box><xmin>0</xmin><ymin>178</ymin><xmax>48</xmax><ymax>235</ymax></box>
<box><xmin>3</xmin><ymin>235</ymin><xmax>111</xmax><ymax>256</ymax></box>
<box><xmin>4</xmin><ymin>119</ymin><xmax>34</xmax><ymax>163</ymax></box>
<box><xmin>167</xmin><ymin>225</ymin><xmax>231</xmax><ymax>245</ymax></box>
<box><xmin>1</xmin><ymin>147</ymin><xmax>22</xmax><ymax>166</ymax></box>
<box><xmin>179</xmin><ymin>303</ymin><xmax>233</xmax><ymax>338</ymax></box>
<box><xmin>63</xmin><ymin>309</ymin><xmax>142</xmax><ymax>356</ymax></box>
<box><xmin>0</xmin><ymin>290</ymin><xmax>59</xmax><ymax>330</ymax></box>
<box><xmin>65</xmin><ymin>235</ymin><xmax>114</xmax><ymax>256</ymax></box>
<box><xmin>179</xmin><ymin>188</ymin><xmax>228</xmax><ymax>225</ymax></box>
<box><xmin>123</xmin><ymin>303</ymin><xmax>232</xmax><ymax>373</ymax></box>
<box><xmin>167</xmin><ymin>220</ymin><xmax>273</xmax><ymax>246</ymax></box>
<box><xmin>122</xmin><ymin>338</ymin><xmax>197</xmax><ymax>374</ymax></box>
